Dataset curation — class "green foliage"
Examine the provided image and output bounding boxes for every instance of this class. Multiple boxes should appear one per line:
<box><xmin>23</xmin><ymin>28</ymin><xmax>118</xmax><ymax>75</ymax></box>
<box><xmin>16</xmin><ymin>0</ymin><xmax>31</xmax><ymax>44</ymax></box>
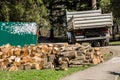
<box><xmin>67</xmin><ymin>0</ymin><xmax>74</xmax><ymax>3</ymax></box>
<box><xmin>103</xmin><ymin>0</ymin><xmax>120</xmax><ymax>24</ymax></box>
<box><xmin>0</xmin><ymin>2</ymin><xmax>10</xmax><ymax>21</ymax></box>
<box><xmin>80</xmin><ymin>4</ymin><xmax>88</xmax><ymax>10</ymax></box>
<box><xmin>66</xmin><ymin>0</ymin><xmax>92</xmax><ymax>11</ymax></box>
<box><xmin>100</xmin><ymin>0</ymin><xmax>120</xmax><ymax>24</ymax></box>
<box><xmin>100</xmin><ymin>0</ymin><xmax>111</xmax><ymax>13</ymax></box>
<box><xmin>0</xmin><ymin>0</ymin><xmax>103</xmax><ymax>37</ymax></box>
<box><xmin>0</xmin><ymin>0</ymin><xmax>48</xmax><ymax>26</ymax></box>
<box><xmin>10</xmin><ymin>3</ymin><xmax>25</xmax><ymax>21</ymax></box>
<box><xmin>111</xmin><ymin>0</ymin><xmax>120</xmax><ymax>19</ymax></box>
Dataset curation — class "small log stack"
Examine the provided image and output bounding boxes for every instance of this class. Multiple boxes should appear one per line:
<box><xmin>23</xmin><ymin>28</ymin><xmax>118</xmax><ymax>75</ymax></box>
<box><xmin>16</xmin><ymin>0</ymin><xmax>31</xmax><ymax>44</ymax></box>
<box><xmin>0</xmin><ymin>43</ymin><xmax>104</xmax><ymax>71</ymax></box>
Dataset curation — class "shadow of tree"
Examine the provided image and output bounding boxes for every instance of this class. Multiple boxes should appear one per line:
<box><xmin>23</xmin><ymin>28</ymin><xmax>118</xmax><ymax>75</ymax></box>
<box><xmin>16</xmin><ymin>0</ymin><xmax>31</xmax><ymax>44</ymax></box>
<box><xmin>38</xmin><ymin>36</ymin><xmax>67</xmax><ymax>43</ymax></box>
<box><xmin>108</xmin><ymin>71</ymin><xmax>120</xmax><ymax>76</ymax></box>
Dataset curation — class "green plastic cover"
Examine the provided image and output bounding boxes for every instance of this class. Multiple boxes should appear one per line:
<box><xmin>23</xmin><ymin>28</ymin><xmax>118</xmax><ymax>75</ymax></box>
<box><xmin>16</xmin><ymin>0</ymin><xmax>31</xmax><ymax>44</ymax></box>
<box><xmin>0</xmin><ymin>22</ymin><xmax>37</xmax><ymax>47</ymax></box>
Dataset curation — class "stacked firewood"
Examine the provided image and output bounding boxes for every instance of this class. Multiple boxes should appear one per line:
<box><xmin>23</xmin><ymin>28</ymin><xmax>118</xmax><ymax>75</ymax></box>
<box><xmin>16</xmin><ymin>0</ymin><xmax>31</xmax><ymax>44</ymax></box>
<box><xmin>0</xmin><ymin>44</ymin><xmax>45</xmax><ymax>71</ymax></box>
<box><xmin>54</xmin><ymin>43</ymin><xmax>104</xmax><ymax>70</ymax></box>
<box><xmin>0</xmin><ymin>43</ymin><xmax>104</xmax><ymax>71</ymax></box>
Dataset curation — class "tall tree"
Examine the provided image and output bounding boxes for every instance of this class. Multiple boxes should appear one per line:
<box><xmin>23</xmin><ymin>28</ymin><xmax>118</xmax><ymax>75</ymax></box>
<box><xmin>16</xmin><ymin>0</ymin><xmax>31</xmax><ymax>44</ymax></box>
<box><xmin>100</xmin><ymin>0</ymin><xmax>111</xmax><ymax>13</ymax></box>
<box><xmin>92</xmin><ymin>0</ymin><xmax>97</xmax><ymax>9</ymax></box>
<box><xmin>0</xmin><ymin>0</ymin><xmax>48</xmax><ymax>25</ymax></box>
<box><xmin>111</xmin><ymin>0</ymin><xmax>120</xmax><ymax>24</ymax></box>
<box><xmin>45</xmin><ymin>0</ymin><xmax>95</xmax><ymax>38</ymax></box>
<box><xmin>0</xmin><ymin>2</ymin><xmax>10</xmax><ymax>21</ymax></box>
<box><xmin>111</xmin><ymin>0</ymin><xmax>120</xmax><ymax>18</ymax></box>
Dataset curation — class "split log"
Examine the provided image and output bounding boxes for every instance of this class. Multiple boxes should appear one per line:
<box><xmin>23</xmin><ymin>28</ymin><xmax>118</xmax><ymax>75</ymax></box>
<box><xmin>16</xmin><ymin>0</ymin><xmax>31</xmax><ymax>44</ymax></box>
<box><xmin>59</xmin><ymin>51</ymin><xmax>77</xmax><ymax>59</ymax></box>
<box><xmin>43</xmin><ymin>62</ymin><xmax>54</xmax><ymax>69</ymax></box>
<box><xmin>69</xmin><ymin>60</ymin><xmax>83</xmax><ymax>65</ymax></box>
<box><xmin>9</xmin><ymin>65</ymin><xmax>18</xmax><ymax>71</ymax></box>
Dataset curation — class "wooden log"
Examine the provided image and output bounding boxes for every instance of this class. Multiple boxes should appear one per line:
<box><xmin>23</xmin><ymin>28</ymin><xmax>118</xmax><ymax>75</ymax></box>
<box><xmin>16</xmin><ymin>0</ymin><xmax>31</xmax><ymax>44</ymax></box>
<box><xmin>92</xmin><ymin>57</ymin><xmax>99</xmax><ymax>64</ymax></box>
<box><xmin>31</xmin><ymin>57</ymin><xmax>44</xmax><ymax>70</ymax></box>
<box><xmin>20</xmin><ymin>57</ymin><xmax>29</xmax><ymax>64</ymax></box>
<box><xmin>69</xmin><ymin>60</ymin><xmax>83</xmax><ymax>65</ymax></box>
<box><xmin>59</xmin><ymin>61</ymin><xmax>68</xmax><ymax>70</ymax></box>
<box><xmin>19</xmin><ymin>64</ymin><xmax>24</xmax><ymax>70</ymax></box>
<box><xmin>77</xmin><ymin>51</ymin><xmax>84</xmax><ymax>56</ymax></box>
<box><xmin>31</xmin><ymin>62</ymin><xmax>44</xmax><ymax>70</ymax></box>
<box><xmin>94</xmin><ymin>47</ymin><xmax>100</xmax><ymax>51</ymax></box>
<box><xmin>35</xmin><ymin>63</ymin><xmax>40</xmax><ymax>70</ymax></box>
<box><xmin>0</xmin><ymin>63</ymin><xmax>7</xmax><ymax>71</ymax></box>
<box><xmin>53</xmin><ymin>47</ymin><xmax>59</xmax><ymax>55</ymax></box>
<box><xmin>21</xmin><ymin>48</ymin><xmax>29</xmax><ymax>56</ymax></box>
<box><xmin>15</xmin><ymin>57</ymin><xmax>21</xmax><ymax>62</ymax></box>
<box><xmin>13</xmin><ymin>62</ymin><xmax>22</xmax><ymax>70</ymax></box>
<box><xmin>64</xmin><ymin>43</ymin><xmax>69</xmax><ymax>47</ymax></box>
<box><xmin>47</xmin><ymin>54</ymin><xmax>55</xmax><ymax>62</ymax></box>
<box><xmin>39</xmin><ymin>60</ymin><xmax>44</xmax><ymax>69</ymax></box>
<box><xmin>58</xmin><ymin>57</ymin><xmax>69</xmax><ymax>65</ymax></box>
<box><xmin>43</xmin><ymin>62</ymin><xmax>54</xmax><ymax>69</ymax></box>
<box><xmin>48</xmin><ymin>44</ymin><xmax>54</xmax><ymax>47</ymax></box>
<box><xmin>33</xmin><ymin>56</ymin><xmax>43</xmax><ymax>63</ymax></box>
<box><xmin>94</xmin><ymin>51</ymin><xmax>101</xmax><ymax>56</ymax></box>
<box><xmin>13</xmin><ymin>48</ymin><xmax>21</xmax><ymax>56</ymax></box>
<box><xmin>59</xmin><ymin>51</ymin><xmax>77</xmax><ymax>59</ymax></box>
<box><xmin>24</xmin><ymin>63</ymin><xmax>32</xmax><ymax>70</ymax></box>
<box><xmin>47</xmin><ymin>47</ymin><xmax>53</xmax><ymax>55</ymax></box>
<box><xmin>75</xmin><ymin>55</ymin><xmax>85</xmax><ymax>60</ymax></box>
<box><xmin>85</xmin><ymin>55</ymin><xmax>92</xmax><ymax>60</ymax></box>
<box><xmin>41</xmin><ymin>45</ymin><xmax>49</xmax><ymax>54</ymax></box>
<box><xmin>9</xmin><ymin>65</ymin><xmax>18</xmax><ymax>71</ymax></box>
<box><xmin>75</xmin><ymin>43</ymin><xmax>82</xmax><ymax>47</ymax></box>
<box><xmin>99</xmin><ymin>54</ymin><xmax>104</xmax><ymax>62</ymax></box>
<box><xmin>83</xmin><ymin>59</ymin><xmax>90</xmax><ymax>63</ymax></box>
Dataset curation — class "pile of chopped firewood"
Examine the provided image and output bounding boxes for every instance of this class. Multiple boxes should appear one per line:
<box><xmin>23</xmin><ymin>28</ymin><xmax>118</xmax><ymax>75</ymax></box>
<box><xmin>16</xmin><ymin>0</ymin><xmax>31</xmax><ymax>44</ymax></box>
<box><xmin>54</xmin><ymin>43</ymin><xmax>104</xmax><ymax>70</ymax></box>
<box><xmin>0</xmin><ymin>43</ymin><xmax>104</xmax><ymax>71</ymax></box>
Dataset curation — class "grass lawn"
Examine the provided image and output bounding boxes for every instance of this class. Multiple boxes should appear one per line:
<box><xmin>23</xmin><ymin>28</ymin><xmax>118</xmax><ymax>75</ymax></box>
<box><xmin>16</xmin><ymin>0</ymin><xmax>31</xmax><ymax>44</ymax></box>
<box><xmin>118</xmin><ymin>76</ymin><xmax>120</xmax><ymax>80</ymax></box>
<box><xmin>0</xmin><ymin>66</ymin><xmax>92</xmax><ymax>80</ymax></box>
<box><xmin>109</xmin><ymin>41</ymin><xmax>120</xmax><ymax>45</ymax></box>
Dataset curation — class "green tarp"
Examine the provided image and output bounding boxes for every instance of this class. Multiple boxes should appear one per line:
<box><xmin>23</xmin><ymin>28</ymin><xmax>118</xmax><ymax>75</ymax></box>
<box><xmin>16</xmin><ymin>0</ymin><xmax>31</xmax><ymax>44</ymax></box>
<box><xmin>0</xmin><ymin>22</ymin><xmax>37</xmax><ymax>47</ymax></box>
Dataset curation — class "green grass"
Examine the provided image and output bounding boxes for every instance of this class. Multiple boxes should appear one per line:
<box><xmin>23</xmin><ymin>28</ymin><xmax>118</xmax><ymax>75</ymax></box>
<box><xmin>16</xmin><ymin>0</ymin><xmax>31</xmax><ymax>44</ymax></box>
<box><xmin>104</xmin><ymin>53</ymin><xmax>113</xmax><ymax>61</ymax></box>
<box><xmin>0</xmin><ymin>66</ymin><xmax>92</xmax><ymax>80</ymax></box>
<box><xmin>117</xmin><ymin>76</ymin><xmax>120</xmax><ymax>80</ymax></box>
<box><xmin>82</xmin><ymin>41</ymin><xmax>120</xmax><ymax>46</ymax></box>
<box><xmin>109</xmin><ymin>41</ymin><xmax>120</xmax><ymax>45</ymax></box>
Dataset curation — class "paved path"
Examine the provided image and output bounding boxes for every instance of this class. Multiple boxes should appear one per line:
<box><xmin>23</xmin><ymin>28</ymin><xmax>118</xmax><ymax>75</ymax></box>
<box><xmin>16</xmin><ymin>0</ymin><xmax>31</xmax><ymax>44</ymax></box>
<box><xmin>62</xmin><ymin>46</ymin><xmax>120</xmax><ymax>80</ymax></box>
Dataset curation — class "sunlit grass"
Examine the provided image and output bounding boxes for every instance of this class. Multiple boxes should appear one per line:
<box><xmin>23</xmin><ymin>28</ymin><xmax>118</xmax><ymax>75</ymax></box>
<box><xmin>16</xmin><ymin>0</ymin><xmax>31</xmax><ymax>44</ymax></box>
<box><xmin>0</xmin><ymin>66</ymin><xmax>91</xmax><ymax>80</ymax></box>
<box><xmin>109</xmin><ymin>41</ymin><xmax>120</xmax><ymax>45</ymax></box>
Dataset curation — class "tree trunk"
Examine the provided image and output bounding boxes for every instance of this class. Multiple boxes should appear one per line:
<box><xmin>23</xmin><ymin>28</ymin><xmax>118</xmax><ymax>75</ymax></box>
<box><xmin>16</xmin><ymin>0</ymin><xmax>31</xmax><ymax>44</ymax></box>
<box><xmin>50</xmin><ymin>27</ymin><xmax>54</xmax><ymax>39</ymax></box>
<box><xmin>49</xmin><ymin>0</ymin><xmax>54</xmax><ymax>39</ymax></box>
<box><xmin>92</xmin><ymin>0</ymin><xmax>97</xmax><ymax>10</ymax></box>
